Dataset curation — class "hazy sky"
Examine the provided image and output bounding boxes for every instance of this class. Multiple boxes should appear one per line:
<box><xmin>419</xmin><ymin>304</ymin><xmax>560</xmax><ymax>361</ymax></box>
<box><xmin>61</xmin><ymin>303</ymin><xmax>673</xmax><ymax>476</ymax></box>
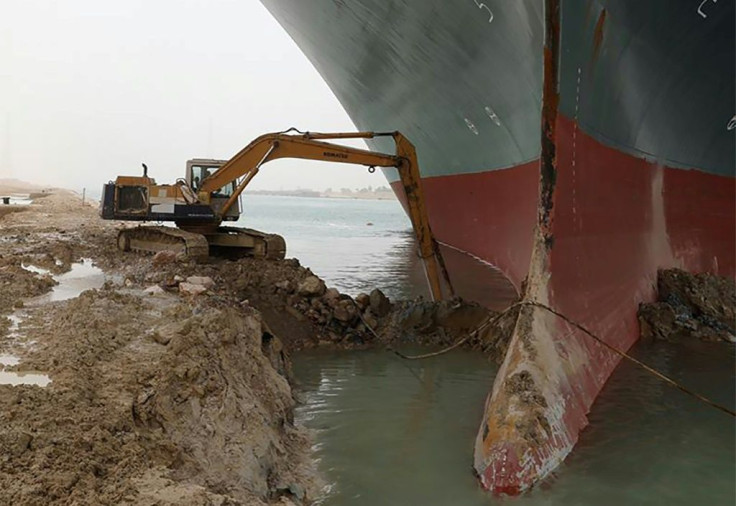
<box><xmin>0</xmin><ymin>0</ymin><xmax>386</xmax><ymax>193</ymax></box>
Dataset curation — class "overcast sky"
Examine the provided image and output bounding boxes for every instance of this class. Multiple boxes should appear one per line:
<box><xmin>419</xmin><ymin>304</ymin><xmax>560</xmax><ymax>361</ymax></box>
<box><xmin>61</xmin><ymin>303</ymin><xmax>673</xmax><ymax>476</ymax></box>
<box><xmin>0</xmin><ymin>0</ymin><xmax>385</xmax><ymax>193</ymax></box>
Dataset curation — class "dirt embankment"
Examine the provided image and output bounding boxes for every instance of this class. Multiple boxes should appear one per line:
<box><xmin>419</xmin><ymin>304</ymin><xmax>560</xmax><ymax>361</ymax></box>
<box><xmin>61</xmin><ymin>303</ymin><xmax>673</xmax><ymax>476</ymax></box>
<box><xmin>0</xmin><ymin>191</ymin><xmax>319</xmax><ymax>505</ymax></box>
<box><xmin>92</xmin><ymin>233</ymin><xmax>514</xmax><ymax>358</ymax></box>
<box><xmin>11</xmin><ymin>189</ymin><xmax>733</xmax><ymax>504</ymax></box>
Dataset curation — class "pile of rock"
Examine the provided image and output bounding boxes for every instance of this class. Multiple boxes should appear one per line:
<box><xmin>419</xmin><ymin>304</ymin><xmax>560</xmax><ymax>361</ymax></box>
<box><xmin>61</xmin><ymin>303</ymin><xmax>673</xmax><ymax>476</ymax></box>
<box><xmin>143</xmin><ymin>275</ymin><xmax>216</xmax><ymax>297</ymax></box>
<box><xmin>130</xmin><ymin>252</ymin><xmax>510</xmax><ymax>353</ymax></box>
<box><xmin>277</xmin><ymin>273</ymin><xmax>393</xmax><ymax>346</ymax></box>
<box><xmin>638</xmin><ymin>268</ymin><xmax>736</xmax><ymax>343</ymax></box>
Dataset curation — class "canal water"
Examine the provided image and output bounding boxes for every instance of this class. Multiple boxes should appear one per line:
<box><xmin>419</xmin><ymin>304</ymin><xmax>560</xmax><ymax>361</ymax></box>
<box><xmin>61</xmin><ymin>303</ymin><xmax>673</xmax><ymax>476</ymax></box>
<box><xmin>241</xmin><ymin>195</ymin><xmax>735</xmax><ymax>505</ymax></box>
<box><xmin>239</xmin><ymin>194</ymin><xmax>428</xmax><ymax>300</ymax></box>
<box><xmin>294</xmin><ymin>342</ymin><xmax>734</xmax><ymax>505</ymax></box>
<box><xmin>238</xmin><ymin>194</ymin><xmax>517</xmax><ymax>309</ymax></box>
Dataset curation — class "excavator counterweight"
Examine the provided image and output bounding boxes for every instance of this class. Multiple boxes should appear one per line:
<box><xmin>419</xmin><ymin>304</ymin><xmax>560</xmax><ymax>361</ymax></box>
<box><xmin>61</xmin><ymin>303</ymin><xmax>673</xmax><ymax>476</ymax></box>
<box><xmin>101</xmin><ymin>130</ymin><xmax>453</xmax><ymax>300</ymax></box>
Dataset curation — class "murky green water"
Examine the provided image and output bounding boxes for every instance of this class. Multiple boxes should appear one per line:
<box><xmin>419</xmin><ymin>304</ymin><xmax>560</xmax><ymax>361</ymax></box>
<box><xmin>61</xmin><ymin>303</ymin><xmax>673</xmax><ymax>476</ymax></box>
<box><xmin>294</xmin><ymin>341</ymin><xmax>735</xmax><ymax>505</ymax></box>
<box><xmin>294</xmin><ymin>348</ymin><xmax>495</xmax><ymax>505</ymax></box>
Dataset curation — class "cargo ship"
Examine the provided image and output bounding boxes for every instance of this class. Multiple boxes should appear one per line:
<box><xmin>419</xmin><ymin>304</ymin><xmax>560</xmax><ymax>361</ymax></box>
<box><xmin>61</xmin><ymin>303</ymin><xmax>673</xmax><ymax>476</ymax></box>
<box><xmin>260</xmin><ymin>0</ymin><xmax>736</xmax><ymax>494</ymax></box>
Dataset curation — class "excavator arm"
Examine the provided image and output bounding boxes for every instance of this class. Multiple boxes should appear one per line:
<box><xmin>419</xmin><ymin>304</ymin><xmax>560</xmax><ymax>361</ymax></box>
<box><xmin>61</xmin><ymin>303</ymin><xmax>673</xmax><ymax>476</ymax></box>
<box><xmin>199</xmin><ymin>130</ymin><xmax>453</xmax><ymax>301</ymax></box>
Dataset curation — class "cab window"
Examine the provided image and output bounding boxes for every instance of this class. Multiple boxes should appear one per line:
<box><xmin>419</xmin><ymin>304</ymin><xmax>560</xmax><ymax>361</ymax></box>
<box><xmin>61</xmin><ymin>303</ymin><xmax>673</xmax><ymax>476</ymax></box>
<box><xmin>191</xmin><ymin>165</ymin><xmax>235</xmax><ymax>196</ymax></box>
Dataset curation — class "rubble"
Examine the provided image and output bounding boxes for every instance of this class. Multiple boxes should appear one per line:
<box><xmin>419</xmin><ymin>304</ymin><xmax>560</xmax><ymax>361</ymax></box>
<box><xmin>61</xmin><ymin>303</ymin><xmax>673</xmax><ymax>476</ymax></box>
<box><xmin>354</xmin><ymin>292</ymin><xmax>369</xmax><ymax>311</ymax></box>
<box><xmin>143</xmin><ymin>285</ymin><xmax>165</xmax><ymax>295</ymax></box>
<box><xmin>151</xmin><ymin>250</ymin><xmax>178</xmax><ymax>266</ymax></box>
<box><xmin>296</xmin><ymin>275</ymin><xmax>325</xmax><ymax>297</ymax></box>
<box><xmin>638</xmin><ymin>268</ymin><xmax>736</xmax><ymax>343</ymax></box>
<box><xmin>179</xmin><ymin>282</ymin><xmax>208</xmax><ymax>296</ymax></box>
<box><xmin>186</xmin><ymin>275</ymin><xmax>214</xmax><ymax>289</ymax></box>
<box><xmin>369</xmin><ymin>288</ymin><xmax>391</xmax><ymax>317</ymax></box>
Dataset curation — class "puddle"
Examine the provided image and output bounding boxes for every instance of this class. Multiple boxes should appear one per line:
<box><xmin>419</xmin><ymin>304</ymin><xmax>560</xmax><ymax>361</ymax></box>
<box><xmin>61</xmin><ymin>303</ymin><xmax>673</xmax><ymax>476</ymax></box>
<box><xmin>2</xmin><ymin>194</ymin><xmax>33</xmax><ymax>206</ymax></box>
<box><xmin>0</xmin><ymin>354</ymin><xmax>20</xmax><ymax>367</ymax></box>
<box><xmin>21</xmin><ymin>263</ymin><xmax>52</xmax><ymax>276</ymax></box>
<box><xmin>0</xmin><ymin>258</ymin><xmax>105</xmax><ymax>387</ymax></box>
<box><xmin>0</xmin><ymin>370</ymin><xmax>51</xmax><ymax>387</ymax></box>
<box><xmin>30</xmin><ymin>258</ymin><xmax>105</xmax><ymax>304</ymax></box>
<box><xmin>7</xmin><ymin>313</ymin><xmax>23</xmax><ymax>337</ymax></box>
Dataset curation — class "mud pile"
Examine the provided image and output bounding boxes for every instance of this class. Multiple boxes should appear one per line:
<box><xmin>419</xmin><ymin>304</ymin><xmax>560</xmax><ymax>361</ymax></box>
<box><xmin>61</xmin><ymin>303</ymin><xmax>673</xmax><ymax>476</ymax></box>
<box><xmin>0</xmin><ymin>191</ymin><xmax>318</xmax><ymax>505</ymax></box>
<box><xmin>105</xmin><ymin>245</ymin><xmax>515</xmax><ymax>357</ymax></box>
<box><xmin>1</xmin><ymin>289</ymin><xmax>315</xmax><ymax>505</ymax></box>
<box><xmin>638</xmin><ymin>268</ymin><xmax>736</xmax><ymax>343</ymax></box>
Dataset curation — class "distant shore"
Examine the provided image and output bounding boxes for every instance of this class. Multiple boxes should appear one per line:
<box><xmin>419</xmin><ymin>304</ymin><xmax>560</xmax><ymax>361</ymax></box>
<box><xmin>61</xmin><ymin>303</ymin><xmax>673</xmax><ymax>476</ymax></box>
<box><xmin>244</xmin><ymin>189</ymin><xmax>396</xmax><ymax>201</ymax></box>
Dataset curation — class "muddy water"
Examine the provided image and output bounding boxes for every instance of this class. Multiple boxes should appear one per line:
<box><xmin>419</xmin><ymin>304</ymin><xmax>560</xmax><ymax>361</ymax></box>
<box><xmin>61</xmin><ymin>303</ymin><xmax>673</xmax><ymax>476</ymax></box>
<box><xmin>294</xmin><ymin>348</ymin><xmax>495</xmax><ymax>505</ymax></box>
<box><xmin>294</xmin><ymin>342</ymin><xmax>735</xmax><ymax>505</ymax></box>
<box><xmin>29</xmin><ymin>258</ymin><xmax>106</xmax><ymax>304</ymax></box>
<box><xmin>0</xmin><ymin>259</ymin><xmax>105</xmax><ymax>386</ymax></box>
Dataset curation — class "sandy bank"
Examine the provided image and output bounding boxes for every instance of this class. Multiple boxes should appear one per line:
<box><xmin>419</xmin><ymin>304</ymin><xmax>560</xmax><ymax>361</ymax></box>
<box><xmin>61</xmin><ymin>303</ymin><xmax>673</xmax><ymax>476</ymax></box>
<box><xmin>0</xmin><ymin>191</ymin><xmax>319</xmax><ymax>505</ymax></box>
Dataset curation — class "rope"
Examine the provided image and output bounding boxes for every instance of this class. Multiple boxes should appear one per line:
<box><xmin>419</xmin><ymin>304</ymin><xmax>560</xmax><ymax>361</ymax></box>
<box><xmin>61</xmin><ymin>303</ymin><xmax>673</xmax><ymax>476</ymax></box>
<box><xmin>386</xmin><ymin>300</ymin><xmax>735</xmax><ymax>418</ymax></box>
<box><xmin>276</xmin><ymin>127</ymin><xmax>307</xmax><ymax>135</ymax></box>
<box><xmin>389</xmin><ymin>302</ymin><xmax>523</xmax><ymax>360</ymax></box>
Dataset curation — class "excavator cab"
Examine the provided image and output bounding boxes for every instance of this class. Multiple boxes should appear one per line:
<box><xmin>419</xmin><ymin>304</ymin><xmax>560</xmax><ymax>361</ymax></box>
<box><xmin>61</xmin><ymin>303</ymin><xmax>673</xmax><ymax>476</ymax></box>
<box><xmin>186</xmin><ymin>159</ymin><xmax>240</xmax><ymax>222</ymax></box>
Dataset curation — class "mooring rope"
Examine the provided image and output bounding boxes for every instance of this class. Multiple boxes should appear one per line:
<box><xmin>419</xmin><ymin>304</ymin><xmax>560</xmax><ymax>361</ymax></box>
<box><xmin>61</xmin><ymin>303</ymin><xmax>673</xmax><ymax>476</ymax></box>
<box><xmin>383</xmin><ymin>300</ymin><xmax>735</xmax><ymax>418</ymax></box>
<box><xmin>389</xmin><ymin>302</ymin><xmax>524</xmax><ymax>360</ymax></box>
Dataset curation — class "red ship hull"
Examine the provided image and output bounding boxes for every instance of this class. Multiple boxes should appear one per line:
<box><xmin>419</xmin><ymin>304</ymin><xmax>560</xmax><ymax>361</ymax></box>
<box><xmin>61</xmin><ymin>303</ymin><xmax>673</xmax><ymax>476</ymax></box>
<box><xmin>394</xmin><ymin>113</ymin><xmax>735</xmax><ymax>493</ymax></box>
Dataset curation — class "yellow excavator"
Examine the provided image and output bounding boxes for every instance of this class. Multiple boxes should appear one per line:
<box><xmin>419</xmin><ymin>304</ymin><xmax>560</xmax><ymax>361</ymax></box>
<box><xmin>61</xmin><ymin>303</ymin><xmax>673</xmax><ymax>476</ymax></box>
<box><xmin>100</xmin><ymin>129</ymin><xmax>452</xmax><ymax>300</ymax></box>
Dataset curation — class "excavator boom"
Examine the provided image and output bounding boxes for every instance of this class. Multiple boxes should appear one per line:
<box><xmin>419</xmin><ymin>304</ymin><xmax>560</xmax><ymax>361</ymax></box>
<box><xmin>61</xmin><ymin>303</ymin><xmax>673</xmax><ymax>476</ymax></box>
<box><xmin>198</xmin><ymin>130</ymin><xmax>451</xmax><ymax>301</ymax></box>
<box><xmin>200</xmin><ymin>131</ymin><xmax>397</xmax><ymax>196</ymax></box>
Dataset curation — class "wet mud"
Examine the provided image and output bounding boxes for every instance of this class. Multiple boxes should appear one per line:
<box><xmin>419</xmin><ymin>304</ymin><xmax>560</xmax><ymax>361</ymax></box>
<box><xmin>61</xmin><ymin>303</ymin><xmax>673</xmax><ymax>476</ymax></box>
<box><xmin>3</xmin><ymin>186</ymin><xmax>731</xmax><ymax>504</ymax></box>
<box><xmin>0</xmin><ymin>190</ymin><xmax>319</xmax><ymax>505</ymax></box>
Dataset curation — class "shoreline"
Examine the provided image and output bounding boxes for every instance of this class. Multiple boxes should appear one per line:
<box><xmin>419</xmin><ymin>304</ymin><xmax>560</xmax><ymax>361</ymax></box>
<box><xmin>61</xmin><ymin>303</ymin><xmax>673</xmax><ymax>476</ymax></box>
<box><xmin>0</xmin><ymin>188</ymin><xmax>503</xmax><ymax>505</ymax></box>
<box><xmin>0</xmin><ymin>190</ymin><xmax>320</xmax><ymax>504</ymax></box>
<box><xmin>244</xmin><ymin>191</ymin><xmax>396</xmax><ymax>201</ymax></box>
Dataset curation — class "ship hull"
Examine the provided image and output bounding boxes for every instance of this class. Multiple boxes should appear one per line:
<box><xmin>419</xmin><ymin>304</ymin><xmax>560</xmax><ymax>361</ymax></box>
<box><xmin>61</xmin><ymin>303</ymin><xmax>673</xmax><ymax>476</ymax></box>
<box><xmin>261</xmin><ymin>0</ymin><xmax>736</xmax><ymax>493</ymax></box>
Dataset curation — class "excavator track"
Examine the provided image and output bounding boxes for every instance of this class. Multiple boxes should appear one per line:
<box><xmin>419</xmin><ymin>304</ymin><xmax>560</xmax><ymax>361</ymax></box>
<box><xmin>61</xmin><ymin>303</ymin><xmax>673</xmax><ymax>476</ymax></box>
<box><xmin>117</xmin><ymin>225</ymin><xmax>286</xmax><ymax>261</ymax></box>
<box><xmin>117</xmin><ymin>226</ymin><xmax>210</xmax><ymax>261</ymax></box>
<box><xmin>205</xmin><ymin>226</ymin><xmax>286</xmax><ymax>260</ymax></box>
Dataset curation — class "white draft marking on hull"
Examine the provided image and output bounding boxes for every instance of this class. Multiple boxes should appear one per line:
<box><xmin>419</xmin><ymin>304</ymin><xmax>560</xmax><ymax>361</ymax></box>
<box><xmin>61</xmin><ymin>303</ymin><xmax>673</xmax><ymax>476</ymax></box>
<box><xmin>464</xmin><ymin>118</ymin><xmax>480</xmax><ymax>135</ymax></box>
<box><xmin>697</xmin><ymin>0</ymin><xmax>718</xmax><ymax>19</ymax></box>
<box><xmin>472</xmin><ymin>0</ymin><xmax>494</xmax><ymax>23</ymax></box>
<box><xmin>485</xmin><ymin>106</ymin><xmax>502</xmax><ymax>126</ymax></box>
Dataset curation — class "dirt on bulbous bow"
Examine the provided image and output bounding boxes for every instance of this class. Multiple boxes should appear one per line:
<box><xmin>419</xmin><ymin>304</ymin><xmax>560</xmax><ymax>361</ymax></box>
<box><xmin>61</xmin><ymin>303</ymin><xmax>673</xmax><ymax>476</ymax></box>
<box><xmin>0</xmin><ymin>188</ymin><xmax>516</xmax><ymax>505</ymax></box>
<box><xmin>638</xmin><ymin>268</ymin><xmax>736</xmax><ymax>343</ymax></box>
